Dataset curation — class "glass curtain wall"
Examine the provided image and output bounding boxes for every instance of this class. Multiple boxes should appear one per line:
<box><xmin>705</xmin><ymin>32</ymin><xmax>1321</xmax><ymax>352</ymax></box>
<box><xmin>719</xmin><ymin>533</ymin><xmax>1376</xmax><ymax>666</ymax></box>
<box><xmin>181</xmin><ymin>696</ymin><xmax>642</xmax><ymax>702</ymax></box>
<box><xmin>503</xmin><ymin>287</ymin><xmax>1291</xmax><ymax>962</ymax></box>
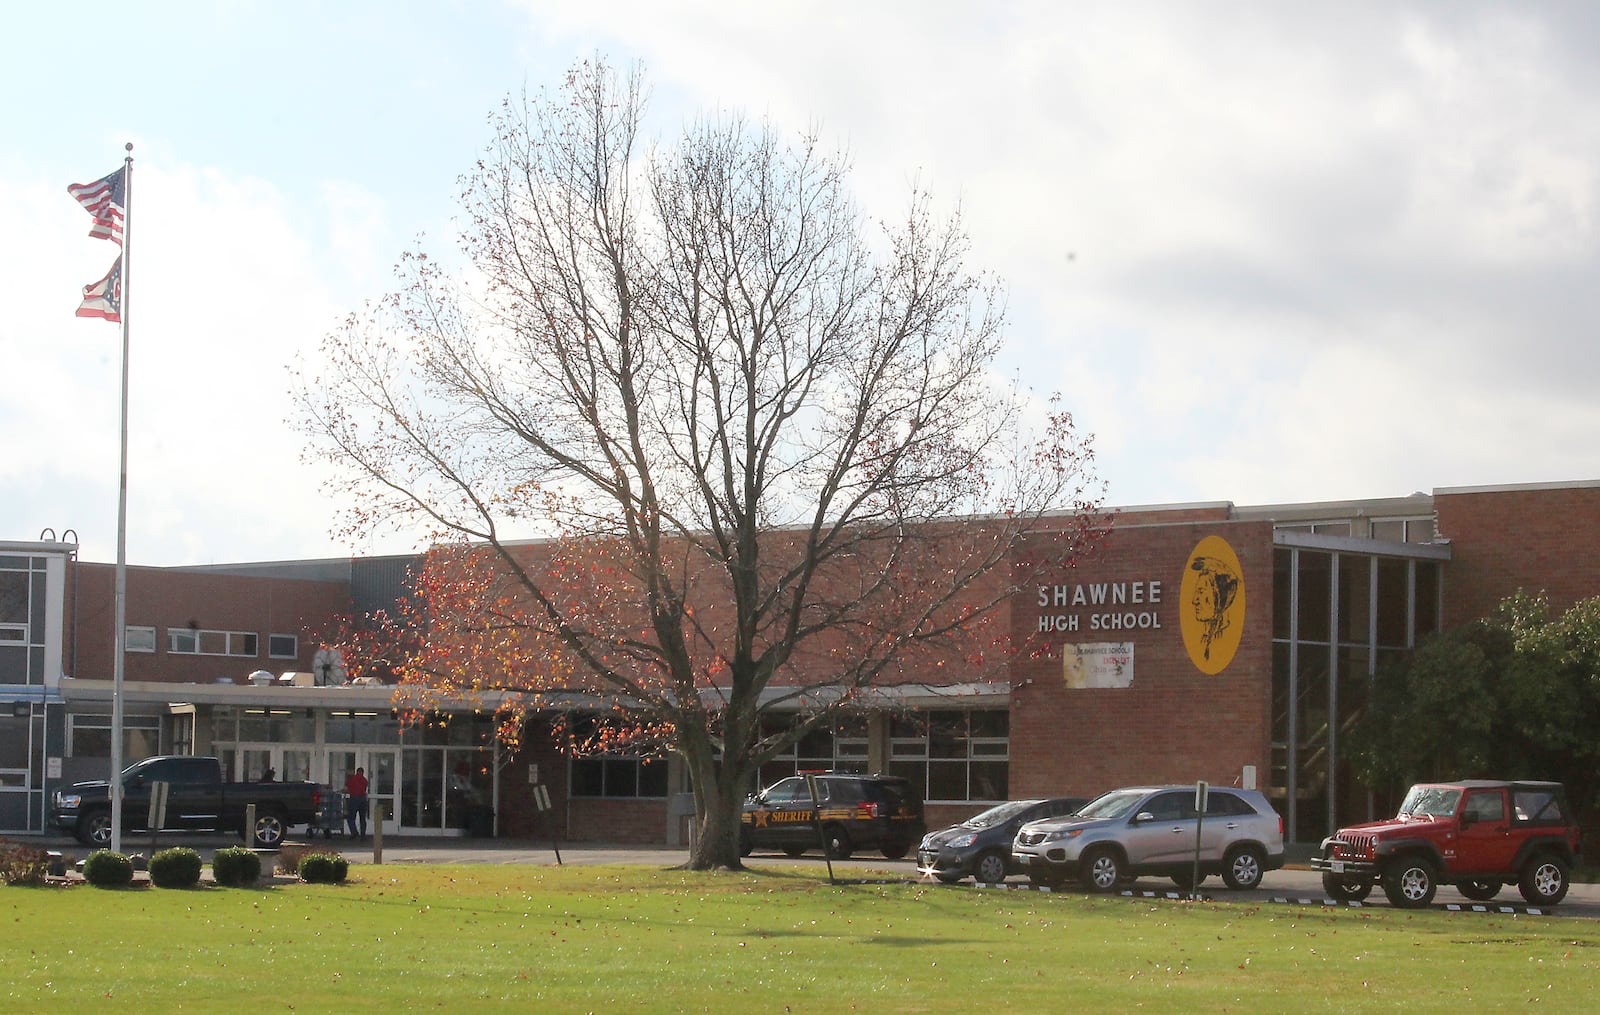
<box><xmin>1272</xmin><ymin>538</ymin><xmax>1444</xmax><ymax>842</ymax></box>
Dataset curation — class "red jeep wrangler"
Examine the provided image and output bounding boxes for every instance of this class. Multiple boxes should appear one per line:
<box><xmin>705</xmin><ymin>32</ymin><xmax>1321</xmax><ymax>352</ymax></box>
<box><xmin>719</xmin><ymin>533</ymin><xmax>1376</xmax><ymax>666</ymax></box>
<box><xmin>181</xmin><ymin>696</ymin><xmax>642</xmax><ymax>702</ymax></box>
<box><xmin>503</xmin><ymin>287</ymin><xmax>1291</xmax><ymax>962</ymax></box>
<box><xmin>1312</xmin><ymin>780</ymin><xmax>1582</xmax><ymax>908</ymax></box>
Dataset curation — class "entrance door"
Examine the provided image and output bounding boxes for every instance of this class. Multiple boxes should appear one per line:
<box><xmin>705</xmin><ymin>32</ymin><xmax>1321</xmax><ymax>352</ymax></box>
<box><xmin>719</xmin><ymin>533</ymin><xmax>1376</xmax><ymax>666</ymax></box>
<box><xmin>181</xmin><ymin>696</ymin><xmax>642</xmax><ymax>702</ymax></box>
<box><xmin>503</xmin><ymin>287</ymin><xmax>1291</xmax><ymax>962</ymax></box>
<box><xmin>328</xmin><ymin>749</ymin><xmax>400</xmax><ymax>836</ymax></box>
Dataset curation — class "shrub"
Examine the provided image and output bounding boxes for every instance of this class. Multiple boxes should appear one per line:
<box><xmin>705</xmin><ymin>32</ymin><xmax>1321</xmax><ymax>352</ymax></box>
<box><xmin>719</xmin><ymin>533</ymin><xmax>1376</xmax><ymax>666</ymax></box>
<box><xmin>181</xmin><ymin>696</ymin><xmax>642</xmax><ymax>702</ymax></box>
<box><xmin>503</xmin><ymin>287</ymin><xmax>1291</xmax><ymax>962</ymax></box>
<box><xmin>297</xmin><ymin>852</ymin><xmax>349</xmax><ymax>883</ymax></box>
<box><xmin>83</xmin><ymin>849</ymin><xmax>135</xmax><ymax>888</ymax></box>
<box><xmin>211</xmin><ymin>846</ymin><xmax>262</xmax><ymax>887</ymax></box>
<box><xmin>149</xmin><ymin>847</ymin><xmax>203</xmax><ymax>888</ymax></box>
<box><xmin>0</xmin><ymin>837</ymin><xmax>50</xmax><ymax>886</ymax></box>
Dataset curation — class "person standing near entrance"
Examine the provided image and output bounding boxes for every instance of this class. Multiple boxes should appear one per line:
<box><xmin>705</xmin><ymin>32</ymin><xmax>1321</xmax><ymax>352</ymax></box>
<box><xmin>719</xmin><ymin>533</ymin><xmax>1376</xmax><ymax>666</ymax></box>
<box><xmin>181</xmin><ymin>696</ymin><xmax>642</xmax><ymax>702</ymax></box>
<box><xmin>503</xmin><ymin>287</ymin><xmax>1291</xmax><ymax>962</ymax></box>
<box><xmin>345</xmin><ymin>766</ymin><xmax>370</xmax><ymax>838</ymax></box>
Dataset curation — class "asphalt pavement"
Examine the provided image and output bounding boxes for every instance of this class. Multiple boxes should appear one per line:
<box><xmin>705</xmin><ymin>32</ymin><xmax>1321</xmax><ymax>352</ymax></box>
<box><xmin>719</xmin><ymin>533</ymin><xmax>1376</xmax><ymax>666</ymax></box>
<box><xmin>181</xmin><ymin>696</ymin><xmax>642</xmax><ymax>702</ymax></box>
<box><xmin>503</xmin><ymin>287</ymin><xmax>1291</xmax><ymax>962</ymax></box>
<box><xmin>21</xmin><ymin>831</ymin><xmax>1600</xmax><ymax>918</ymax></box>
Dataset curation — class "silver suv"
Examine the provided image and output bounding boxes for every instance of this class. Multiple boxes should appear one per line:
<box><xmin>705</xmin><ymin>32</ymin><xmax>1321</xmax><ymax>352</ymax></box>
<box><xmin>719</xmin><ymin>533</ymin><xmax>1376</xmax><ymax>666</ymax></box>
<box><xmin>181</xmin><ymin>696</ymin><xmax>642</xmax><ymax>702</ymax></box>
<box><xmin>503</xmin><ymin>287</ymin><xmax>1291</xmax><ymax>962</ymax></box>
<box><xmin>1011</xmin><ymin>785</ymin><xmax>1284</xmax><ymax>892</ymax></box>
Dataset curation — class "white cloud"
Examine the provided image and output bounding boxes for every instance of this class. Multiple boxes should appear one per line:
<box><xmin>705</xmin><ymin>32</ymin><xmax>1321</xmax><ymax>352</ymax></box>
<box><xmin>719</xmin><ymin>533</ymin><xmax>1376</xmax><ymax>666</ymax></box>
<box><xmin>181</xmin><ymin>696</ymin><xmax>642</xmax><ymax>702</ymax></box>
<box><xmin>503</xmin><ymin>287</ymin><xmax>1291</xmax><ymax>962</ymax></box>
<box><xmin>8</xmin><ymin>0</ymin><xmax>1599</xmax><ymax>563</ymax></box>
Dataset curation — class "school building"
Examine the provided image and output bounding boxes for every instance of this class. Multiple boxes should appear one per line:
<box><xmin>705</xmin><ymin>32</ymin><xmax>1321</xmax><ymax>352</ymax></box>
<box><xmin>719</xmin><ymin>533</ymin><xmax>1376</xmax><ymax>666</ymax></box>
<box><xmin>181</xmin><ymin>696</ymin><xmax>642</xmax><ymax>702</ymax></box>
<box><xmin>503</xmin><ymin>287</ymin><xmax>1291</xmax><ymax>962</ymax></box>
<box><xmin>3</xmin><ymin>479</ymin><xmax>1595</xmax><ymax>845</ymax></box>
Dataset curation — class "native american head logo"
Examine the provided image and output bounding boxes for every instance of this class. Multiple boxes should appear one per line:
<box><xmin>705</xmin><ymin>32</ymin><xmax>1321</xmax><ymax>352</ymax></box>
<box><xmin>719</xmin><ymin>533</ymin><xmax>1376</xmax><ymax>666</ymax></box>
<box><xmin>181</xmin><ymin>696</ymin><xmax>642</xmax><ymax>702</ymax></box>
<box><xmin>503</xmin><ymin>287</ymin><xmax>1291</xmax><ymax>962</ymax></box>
<box><xmin>1180</xmin><ymin>535</ymin><xmax>1246</xmax><ymax>674</ymax></box>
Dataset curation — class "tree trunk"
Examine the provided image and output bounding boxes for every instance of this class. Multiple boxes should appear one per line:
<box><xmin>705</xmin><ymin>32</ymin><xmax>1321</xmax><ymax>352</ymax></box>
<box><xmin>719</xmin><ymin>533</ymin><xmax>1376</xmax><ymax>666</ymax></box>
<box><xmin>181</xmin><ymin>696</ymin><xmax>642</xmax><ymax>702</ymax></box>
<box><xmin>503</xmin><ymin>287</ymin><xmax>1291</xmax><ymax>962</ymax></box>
<box><xmin>683</xmin><ymin>748</ymin><xmax>751</xmax><ymax>870</ymax></box>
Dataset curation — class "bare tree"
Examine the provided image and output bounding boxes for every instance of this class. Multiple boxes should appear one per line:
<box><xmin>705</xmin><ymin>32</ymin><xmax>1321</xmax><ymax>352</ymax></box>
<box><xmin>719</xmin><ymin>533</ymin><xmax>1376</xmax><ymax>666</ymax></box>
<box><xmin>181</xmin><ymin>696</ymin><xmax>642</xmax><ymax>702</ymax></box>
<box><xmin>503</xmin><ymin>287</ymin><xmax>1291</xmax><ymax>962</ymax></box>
<box><xmin>294</xmin><ymin>59</ymin><xmax>1104</xmax><ymax>869</ymax></box>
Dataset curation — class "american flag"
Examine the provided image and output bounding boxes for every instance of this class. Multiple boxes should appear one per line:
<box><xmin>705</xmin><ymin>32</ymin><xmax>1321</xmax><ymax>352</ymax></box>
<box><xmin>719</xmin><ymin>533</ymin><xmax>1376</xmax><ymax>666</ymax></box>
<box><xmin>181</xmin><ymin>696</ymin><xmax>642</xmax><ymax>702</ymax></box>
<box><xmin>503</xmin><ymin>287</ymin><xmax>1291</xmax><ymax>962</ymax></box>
<box><xmin>76</xmin><ymin>256</ymin><xmax>123</xmax><ymax>322</ymax></box>
<box><xmin>67</xmin><ymin>166</ymin><xmax>127</xmax><ymax>244</ymax></box>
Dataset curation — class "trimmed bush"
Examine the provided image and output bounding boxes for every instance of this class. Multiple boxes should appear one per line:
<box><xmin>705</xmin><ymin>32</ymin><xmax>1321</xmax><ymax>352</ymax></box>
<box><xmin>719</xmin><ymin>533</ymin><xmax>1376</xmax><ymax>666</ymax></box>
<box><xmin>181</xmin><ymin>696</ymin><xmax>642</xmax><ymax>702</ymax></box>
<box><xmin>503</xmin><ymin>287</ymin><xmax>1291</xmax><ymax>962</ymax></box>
<box><xmin>0</xmin><ymin>837</ymin><xmax>50</xmax><ymax>886</ymax></box>
<box><xmin>83</xmin><ymin>849</ymin><xmax>135</xmax><ymax>888</ymax></box>
<box><xmin>211</xmin><ymin>846</ymin><xmax>262</xmax><ymax>887</ymax></box>
<box><xmin>297</xmin><ymin>852</ymin><xmax>350</xmax><ymax>884</ymax></box>
<box><xmin>149</xmin><ymin>847</ymin><xmax>203</xmax><ymax>888</ymax></box>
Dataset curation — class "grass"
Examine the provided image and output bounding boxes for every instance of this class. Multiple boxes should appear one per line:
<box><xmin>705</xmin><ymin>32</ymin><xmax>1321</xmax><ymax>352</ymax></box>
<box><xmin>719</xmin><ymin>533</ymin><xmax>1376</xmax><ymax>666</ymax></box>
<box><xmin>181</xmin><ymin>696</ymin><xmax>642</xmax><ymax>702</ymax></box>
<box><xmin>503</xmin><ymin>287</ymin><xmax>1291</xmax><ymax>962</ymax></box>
<box><xmin>3</xmin><ymin>864</ymin><xmax>1599</xmax><ymax>1012</ymax></box>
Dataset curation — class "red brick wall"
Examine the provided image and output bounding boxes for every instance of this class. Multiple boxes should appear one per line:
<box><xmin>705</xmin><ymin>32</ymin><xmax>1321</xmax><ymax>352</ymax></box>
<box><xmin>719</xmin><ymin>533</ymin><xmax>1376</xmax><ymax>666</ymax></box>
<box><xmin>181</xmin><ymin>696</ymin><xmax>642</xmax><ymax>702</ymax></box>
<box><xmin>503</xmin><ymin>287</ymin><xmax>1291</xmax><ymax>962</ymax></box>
<box><xmin>1435</xmin><ymin>484</ymin><xmax>1600</xmax><ymax>627</ymax></box>
<box><xmin>496</xmin><ymin>732</ymin><xmax>571</xmax><ymax>840</ymax></box>
<box><xmin>567</xmin><ymin>798</ymin><xmax>669</xmax><ymax>844</ymax></box>
<box><xmin>1009</xmin><ymin>519</ymin><xmax>1274</xmax><ymax>799</ymax></box>
<box><xmin>68</xmin><ymin>562</ymin><xmax>352</xmax><ymax>683</ymax></box>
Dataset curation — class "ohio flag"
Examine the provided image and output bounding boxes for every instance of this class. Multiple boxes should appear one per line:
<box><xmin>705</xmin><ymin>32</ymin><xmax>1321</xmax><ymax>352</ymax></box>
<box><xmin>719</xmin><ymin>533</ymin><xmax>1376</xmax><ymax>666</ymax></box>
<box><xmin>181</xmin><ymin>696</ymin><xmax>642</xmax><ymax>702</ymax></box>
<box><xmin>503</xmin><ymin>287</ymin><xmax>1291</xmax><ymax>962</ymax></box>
<box><xmin>76</xmin><ymin>256</ymin><xmax>123</xmax><ymax>323</ymax></box>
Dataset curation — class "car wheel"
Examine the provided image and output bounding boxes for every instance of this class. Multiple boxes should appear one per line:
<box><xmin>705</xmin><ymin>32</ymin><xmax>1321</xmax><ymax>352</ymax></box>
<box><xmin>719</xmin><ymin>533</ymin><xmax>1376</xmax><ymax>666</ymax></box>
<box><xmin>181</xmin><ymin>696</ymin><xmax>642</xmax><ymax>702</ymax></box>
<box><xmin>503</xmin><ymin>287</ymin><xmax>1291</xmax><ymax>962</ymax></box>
<box><xmin>253</xmin><ymin>809</ymin><xmax>288</xmax><ymax>849</ymax></box>
<box><xmin>1518</xmin><ymin>854</ymin><xmax>1570</xmax><ymax>906</ymax></box>
<box><xmin>881</xmin><ymin>840</ymin><xmax>912</xmax><ymax>860</ymax></box>
<box><xmin>783</xmin><ymin>846</ymin><xmax>808</xmax><ymax>858</ymax></box>
<box><xmin>1222</xmin><ymin>845</ymin><xmax>1266</xmax><ymax>890</ymax></box>
<box><xmin>1321</xmin><ymin>873</ymin><xmax>1373</xmax><ymax>902</ymax></box>
<box><xmin>1457</xmin><ymin>879</ymin><xmax>1500</xmax><ymax>902</ymax></box>
<box><xmin>1381</xmin><ymin>856</ymin><xmax>1437</xmax><ymax>908</ymax></box>
<box><xmin>738</xmin><ymin>829</ymin><xmax>753</xmax><ymax>858</ymax></box>
<box><xmin>82</xmin><ymin>809</ymin><xmax>113</xmax><ymax>848</ymax></box>
<box><xmin>822</xmin><ymin>825</ymin><xmax>852</xmax><ymax>860</ymax></box>
<box><xmin>1080</xmin><ymin>847</ymin><xmax>1122</xmax><ymax>893</ymax></box>
<box><xmin>974</xmin><ymin>850</ymin><xmax>1010</xmax><ymax>884</ymax></box>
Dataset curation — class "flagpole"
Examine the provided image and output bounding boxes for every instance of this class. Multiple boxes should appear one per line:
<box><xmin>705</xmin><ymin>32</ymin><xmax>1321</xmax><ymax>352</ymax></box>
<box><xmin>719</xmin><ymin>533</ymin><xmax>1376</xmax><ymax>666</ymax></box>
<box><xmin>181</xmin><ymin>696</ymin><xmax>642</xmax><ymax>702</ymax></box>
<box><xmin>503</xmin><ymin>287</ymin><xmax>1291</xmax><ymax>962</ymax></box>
<box><xmin>109</xmin><ymin>142</ymin><xmax>133</xmax><ymax>854</ymax></box>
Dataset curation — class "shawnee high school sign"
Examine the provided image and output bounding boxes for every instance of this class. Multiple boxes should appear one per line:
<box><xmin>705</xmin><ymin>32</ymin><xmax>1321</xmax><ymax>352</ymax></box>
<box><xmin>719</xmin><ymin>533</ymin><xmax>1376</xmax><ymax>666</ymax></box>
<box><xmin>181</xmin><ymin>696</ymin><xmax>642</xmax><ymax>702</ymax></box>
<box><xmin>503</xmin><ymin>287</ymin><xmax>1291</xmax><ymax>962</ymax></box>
<box><xmin>1034</xmin><ymin>535</ymin><xmax>1247</xmax><ymax>685</ymax></box>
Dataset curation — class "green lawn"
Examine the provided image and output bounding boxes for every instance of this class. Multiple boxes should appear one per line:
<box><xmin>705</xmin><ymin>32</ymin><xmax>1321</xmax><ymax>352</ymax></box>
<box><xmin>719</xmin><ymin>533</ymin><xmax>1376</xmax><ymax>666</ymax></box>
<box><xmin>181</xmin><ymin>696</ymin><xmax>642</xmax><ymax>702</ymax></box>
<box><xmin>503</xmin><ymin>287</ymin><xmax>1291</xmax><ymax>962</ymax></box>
<box><xmin>4</xmin><ymin>865</ymin><xmax>1597</xmax><ymax>1012</ymax></box>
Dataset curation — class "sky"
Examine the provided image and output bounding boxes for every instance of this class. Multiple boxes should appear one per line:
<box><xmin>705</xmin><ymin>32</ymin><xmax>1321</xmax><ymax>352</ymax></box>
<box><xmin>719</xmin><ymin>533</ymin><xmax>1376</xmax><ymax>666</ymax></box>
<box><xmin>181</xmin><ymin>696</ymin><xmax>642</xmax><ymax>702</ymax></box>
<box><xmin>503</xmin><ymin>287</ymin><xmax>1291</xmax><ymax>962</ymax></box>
<box><xmin>4</xmin><ymin>0</ymin><xmax>1598</xmax><ymax>566</ymax></box>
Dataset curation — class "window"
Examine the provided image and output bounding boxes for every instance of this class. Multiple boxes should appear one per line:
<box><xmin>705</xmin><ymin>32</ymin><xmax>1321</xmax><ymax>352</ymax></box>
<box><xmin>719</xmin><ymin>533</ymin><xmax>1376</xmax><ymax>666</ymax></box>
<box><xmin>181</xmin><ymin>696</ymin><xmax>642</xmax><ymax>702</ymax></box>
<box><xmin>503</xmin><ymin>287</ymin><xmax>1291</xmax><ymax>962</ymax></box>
<box><xmin>168</xmin><ymin>628</ymin><xmax>259</xmax><ymax>657</ymax></box>
<box><xmin>570</xmin><ymin>757</ymin><xmax>668</xmax><ymax>798</ymax></box>
<box><xmin>567</xmin><ymin>716</ymin><xmax>670</xmax><ymax>798</ymax></box>
<box><xmin>0</xmin><ymin>569</ymin><xmax>28</xmax><ymax>627</ymax></box>
<box><xmin>889</xmin><ymin>709</ymin><xmax>1009</xmax><ymax>802</ymax></box>
<box><xmin>125</xmin><ymin>626</ymin><xmax>156</xmax><ymax>652</ymax></box>
<box><xmin>67</xmin><ymin>713</ymin><xmax>161</xmax><ymax>759</ymax></box>
<box><xmin>268</xmin><ymin>633</ymin><xmax>298</xmax><ymax>659</ymax></box>
<box><xmin>1369</xmin><ymin>516</ymin><xmax>1436</xmax><ymax>543</ymax></box>
<box><xmin>754</xmin><ymin>714</ymin><xmax>870</xmax><ymax>788</ymax></box>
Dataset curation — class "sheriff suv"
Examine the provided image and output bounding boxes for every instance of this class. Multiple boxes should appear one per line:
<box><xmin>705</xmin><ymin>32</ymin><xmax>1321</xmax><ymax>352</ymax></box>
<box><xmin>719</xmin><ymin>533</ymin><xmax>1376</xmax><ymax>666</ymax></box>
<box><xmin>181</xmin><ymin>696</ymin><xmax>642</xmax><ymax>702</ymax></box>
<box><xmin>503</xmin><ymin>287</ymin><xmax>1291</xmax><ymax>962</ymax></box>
<box><xmin>1312</xmin><ymin>780</ymin><xmax>1582</xmax><ymax>908</ymax></box>
<box><xmin>1012</xmin><ymin>785</ymin><xmax>1285</xmax><ymax>892</ymax></box>
<box><xmin>740</xmin><ymin>773</ymin><xmax>925</xmax><ymax>860</ymax></box>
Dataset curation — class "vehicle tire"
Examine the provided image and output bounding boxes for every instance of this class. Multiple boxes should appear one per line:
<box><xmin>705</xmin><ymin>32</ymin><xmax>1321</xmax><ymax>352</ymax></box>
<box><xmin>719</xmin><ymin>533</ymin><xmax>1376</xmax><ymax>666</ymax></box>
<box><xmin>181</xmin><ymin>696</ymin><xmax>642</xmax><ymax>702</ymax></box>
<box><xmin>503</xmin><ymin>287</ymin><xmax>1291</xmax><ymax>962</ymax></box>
<box><xmin>1381</xmin><ymin>856</ymin><xmax>1437</xmax><ymax>908</ymax></box>
<box><xmin>822</xmin><ymin>825</ymin><xmax>852</xmax><ymax>860</ymax></box>
<box><xmin>738</xmin><ymin>829</ymin><xmax>753</xmax><ymax>858</ymax></box>
<box><xmin>1321</xmin><ymin>873</ymin><xmax>1373</xmax><ymax>902</ymax></box>
<box><xmin>253</xmin><ymin>809</ymin><xmax>289</xmax><ymax>849</ymax></box>
<box><xmin>1171</xmin><ymin>869</ymin><xmax>1206</xmax><ymax>890</ymax></box>
<box><xmin>783</xmin><ymin>845</ymin><xmax>808</xmax><ymax>858</ymax></box>
<box><xmin>1080</xmin><ymin>847</ymin><xmax>1122</xmax><ymax>893</ymax></box>
<box><xmin>1222</xmin><ymin>845</ymin><xmax>1267</xmax><ymax>890</ymax></box>
<box><xmin>1518</xmin><ymin>854</ymin><xmax>1570</xmax><ymax>906</ymax></box>
<box><xmin>81</xmin><ymin>809</ymin><xmax>113</xmax><ymax>848</ymax></box>
<box><xmin>1457</xmin><ymin>879</ymin><xmax>1500</xmax><ymax>902</ymax></box>
<box><xmin>881</xmin><ymin>840</ymin><xmax>912</xmax><ymax>860</ymax></box>
<box><xmin>974</xmin><ymin>850</ymin><xmax>1010</xmax><ymax>884</ymax></box>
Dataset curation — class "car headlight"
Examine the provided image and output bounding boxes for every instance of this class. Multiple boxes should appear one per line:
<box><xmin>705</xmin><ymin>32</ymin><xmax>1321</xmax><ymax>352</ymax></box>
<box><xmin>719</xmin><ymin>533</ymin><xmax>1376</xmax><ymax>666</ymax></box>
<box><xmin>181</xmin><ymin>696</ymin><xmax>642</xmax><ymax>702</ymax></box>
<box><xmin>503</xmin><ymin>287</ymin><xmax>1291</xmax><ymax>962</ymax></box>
<box><xmin>56</xmin><ymin>792</ymin><xmax>82</xmax><ymax>809</ymax></box>
<box><xmin>1043</xmin><ymin>828</ymin><xmax>1083</xmax><ymax>844</ymax></box>
<box><xmin>947</xmin><ymin>832</ymin><xmax>977</xmax><ymax>849</ymax></box>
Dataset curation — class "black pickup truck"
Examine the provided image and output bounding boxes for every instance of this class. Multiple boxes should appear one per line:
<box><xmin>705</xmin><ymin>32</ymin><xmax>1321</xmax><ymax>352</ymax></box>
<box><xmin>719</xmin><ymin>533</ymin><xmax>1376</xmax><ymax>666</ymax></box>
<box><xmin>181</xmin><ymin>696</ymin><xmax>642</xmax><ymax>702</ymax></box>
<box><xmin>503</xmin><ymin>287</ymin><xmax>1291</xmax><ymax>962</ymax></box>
<box><xmin>51</xmin><ymin>755</ymin><xmax>323</xmax><ymax>848</ymax></box>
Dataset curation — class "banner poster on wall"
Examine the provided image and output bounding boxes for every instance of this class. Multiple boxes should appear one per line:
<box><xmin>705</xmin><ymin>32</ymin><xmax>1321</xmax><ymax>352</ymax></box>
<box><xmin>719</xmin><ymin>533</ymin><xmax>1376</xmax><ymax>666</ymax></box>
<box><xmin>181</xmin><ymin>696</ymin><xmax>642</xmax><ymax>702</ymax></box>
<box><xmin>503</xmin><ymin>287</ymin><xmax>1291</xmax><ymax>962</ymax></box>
<box><xmin>1062</xmin><ymin>641</ymin><xmax>1135</xmax><ymax>688</ymax></box>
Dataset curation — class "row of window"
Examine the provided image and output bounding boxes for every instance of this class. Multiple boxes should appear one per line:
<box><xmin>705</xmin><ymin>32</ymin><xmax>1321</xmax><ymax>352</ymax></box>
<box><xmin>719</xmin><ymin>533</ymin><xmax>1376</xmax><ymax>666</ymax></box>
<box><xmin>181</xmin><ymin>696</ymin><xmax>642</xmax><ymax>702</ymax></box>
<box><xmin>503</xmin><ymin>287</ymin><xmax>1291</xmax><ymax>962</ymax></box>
<box><xmin>578</xmin><ymin>709</ymin><xmax>1011</xmax><ymax>803</ymax></box>
<box><xmin>125</xmin><ymin>626</ymin><xmax>298</xmax><ymax>659</ymax></box>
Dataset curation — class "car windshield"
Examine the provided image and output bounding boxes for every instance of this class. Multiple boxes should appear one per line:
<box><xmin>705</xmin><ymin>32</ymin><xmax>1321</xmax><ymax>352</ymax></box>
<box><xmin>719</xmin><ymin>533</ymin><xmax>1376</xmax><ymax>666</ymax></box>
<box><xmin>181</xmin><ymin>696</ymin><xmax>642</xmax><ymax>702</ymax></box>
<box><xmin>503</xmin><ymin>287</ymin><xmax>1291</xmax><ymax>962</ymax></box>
<box><xmin>1074</xmin><ymin>789</ymin><xmax>1147</xmax><ymax>821</ymax></box>
<box><xmin>1398</xmin><ymin>786</ymin><xmax>1462</xmax><ymax>819</ymax></box>
<box><xmin>963</xmin><ymin>800</ymin><xmax>1040</xmax><ymax>828</ymax></box>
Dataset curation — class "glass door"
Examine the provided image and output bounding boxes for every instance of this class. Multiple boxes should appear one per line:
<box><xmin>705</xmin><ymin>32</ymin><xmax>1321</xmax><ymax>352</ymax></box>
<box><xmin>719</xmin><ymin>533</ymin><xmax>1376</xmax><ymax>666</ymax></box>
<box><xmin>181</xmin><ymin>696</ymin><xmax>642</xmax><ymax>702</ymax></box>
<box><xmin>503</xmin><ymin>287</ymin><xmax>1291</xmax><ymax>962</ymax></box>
<box><xmin>328</xmin><ymin>748</ymin><xmax>400</xmax><ymax>836</ymax></box>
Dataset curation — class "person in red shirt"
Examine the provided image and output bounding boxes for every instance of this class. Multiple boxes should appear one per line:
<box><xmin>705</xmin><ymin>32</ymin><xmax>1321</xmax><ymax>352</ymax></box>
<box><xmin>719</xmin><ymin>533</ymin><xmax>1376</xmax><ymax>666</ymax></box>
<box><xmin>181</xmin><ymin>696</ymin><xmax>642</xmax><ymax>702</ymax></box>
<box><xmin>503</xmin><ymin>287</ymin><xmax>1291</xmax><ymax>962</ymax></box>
<box><xmin>345</xmin><ymin>767</ymin><xmax>370</xmax><ymax>838</ymax></box>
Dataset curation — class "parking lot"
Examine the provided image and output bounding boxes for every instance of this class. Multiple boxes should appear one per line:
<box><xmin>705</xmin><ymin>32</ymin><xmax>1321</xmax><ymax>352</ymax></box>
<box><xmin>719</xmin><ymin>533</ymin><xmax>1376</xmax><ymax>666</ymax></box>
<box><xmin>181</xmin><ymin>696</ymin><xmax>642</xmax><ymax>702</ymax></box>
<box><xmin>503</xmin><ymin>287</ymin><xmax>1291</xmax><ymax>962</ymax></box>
<box><xmin>30</xmin><ymin>831</ymin><xmax>1596</xmax><ymax>918</ymax></box>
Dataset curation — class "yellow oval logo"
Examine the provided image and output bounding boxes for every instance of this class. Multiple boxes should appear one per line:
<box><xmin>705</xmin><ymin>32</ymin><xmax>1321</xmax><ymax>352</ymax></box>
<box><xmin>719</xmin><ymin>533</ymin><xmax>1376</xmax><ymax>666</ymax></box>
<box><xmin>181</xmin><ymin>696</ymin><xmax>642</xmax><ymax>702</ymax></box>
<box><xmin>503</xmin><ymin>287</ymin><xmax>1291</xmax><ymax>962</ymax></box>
<box><xmin>1180</xmin><ymin>535</ymin><xmax>1245</xmax><ymax>674</ymax></box>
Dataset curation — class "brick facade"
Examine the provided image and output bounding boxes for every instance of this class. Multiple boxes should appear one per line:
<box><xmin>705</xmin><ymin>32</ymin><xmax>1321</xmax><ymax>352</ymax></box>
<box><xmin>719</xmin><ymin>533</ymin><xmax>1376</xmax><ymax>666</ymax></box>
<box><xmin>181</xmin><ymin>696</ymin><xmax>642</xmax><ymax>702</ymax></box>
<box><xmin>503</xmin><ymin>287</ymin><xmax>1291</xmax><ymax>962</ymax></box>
<box><xmin>1435</xmin><ymin>483</ymin><xmax>1600</xmax><ymax>627</ymax></box>
<box><xmin>68</xmin><ymin>561</ymin><xmax>351</xmax><ymax>683</ymax></box>
<box><xmin>1009</xmin><ymin>519</ymin><xmax>1274</xmax><ymax>799</ymax></box>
